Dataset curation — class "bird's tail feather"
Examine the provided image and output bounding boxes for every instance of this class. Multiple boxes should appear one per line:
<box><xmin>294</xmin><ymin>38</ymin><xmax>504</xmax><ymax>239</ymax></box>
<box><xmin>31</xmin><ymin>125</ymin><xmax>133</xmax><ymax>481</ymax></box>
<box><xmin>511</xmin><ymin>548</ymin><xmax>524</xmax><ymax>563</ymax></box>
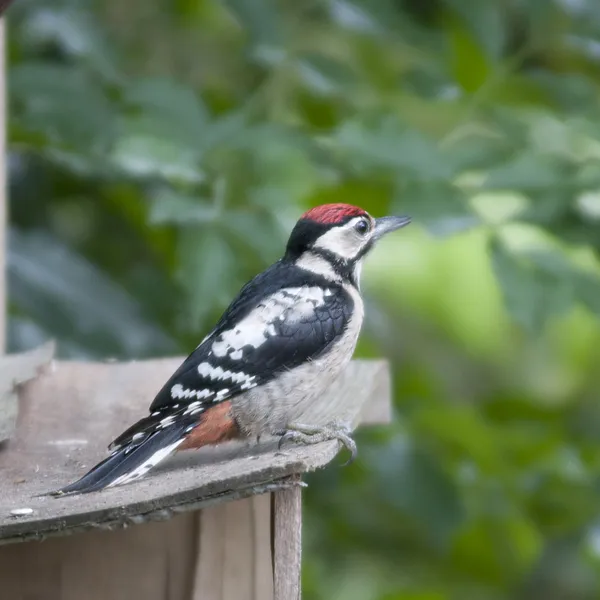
<box><xmin>47</xmin><ymin>422</ymin><xmax>190</xmax><ymax>496</ymax></box>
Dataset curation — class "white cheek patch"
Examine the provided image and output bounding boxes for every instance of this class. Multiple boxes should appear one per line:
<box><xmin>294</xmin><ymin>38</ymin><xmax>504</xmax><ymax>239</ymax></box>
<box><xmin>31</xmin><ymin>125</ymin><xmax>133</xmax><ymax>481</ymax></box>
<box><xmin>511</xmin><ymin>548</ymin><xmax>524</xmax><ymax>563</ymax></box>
<box><xmin>296</xmin><ymin>252</ymin><xmax>340</xmax><ymax>281</ymax></box>
<box><xmin>312</xmin><ymin>217</ymin><xmax>371</xmax><ymax>260</ymax></box>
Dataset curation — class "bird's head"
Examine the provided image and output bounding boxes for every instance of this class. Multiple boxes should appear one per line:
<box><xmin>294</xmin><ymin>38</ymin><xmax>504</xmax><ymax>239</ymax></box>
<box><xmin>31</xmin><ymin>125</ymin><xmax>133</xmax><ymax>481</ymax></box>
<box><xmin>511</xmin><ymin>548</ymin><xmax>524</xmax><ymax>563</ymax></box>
<box><xmin>284</xmin><ymin>203</ymin><xmax>411</xmax><ymax>284</ymax></box>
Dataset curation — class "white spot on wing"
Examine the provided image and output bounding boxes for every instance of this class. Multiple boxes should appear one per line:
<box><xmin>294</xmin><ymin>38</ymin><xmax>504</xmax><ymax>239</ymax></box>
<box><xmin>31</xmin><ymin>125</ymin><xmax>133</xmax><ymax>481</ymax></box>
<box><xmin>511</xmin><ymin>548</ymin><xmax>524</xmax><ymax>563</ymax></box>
<box><xmin>171</xmin><ymin>383</ymin><xmax>213</xmax><ymax>401</ymax></box>
<box><xmin>197</xmin><ymin>362</ymin><xmax>256</xmax><ymax>390</ymax></box>
<box><xmin>159</xmin><ymin>415</ymin><xmax>175</xmax><ymax>428</ymax></box>
<box><xmin>211</xmin><ymin>287</ymin><xmax>329</xmax><ymax>358</ymax></box>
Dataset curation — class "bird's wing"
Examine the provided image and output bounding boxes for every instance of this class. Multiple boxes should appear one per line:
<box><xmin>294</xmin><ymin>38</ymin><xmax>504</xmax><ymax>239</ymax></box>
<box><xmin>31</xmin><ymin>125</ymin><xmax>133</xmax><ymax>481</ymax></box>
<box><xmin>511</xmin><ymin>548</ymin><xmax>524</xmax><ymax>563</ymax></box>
<box><xmin>109</xmin><ymin>283</ymin><xmax>352</xmax><ymax>450</ymax></box>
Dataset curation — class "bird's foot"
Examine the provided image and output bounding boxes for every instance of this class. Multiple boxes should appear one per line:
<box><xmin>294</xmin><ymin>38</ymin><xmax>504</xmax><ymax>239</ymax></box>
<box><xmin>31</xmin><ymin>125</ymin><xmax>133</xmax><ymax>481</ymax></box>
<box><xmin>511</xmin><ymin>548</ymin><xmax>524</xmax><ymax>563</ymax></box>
<box><xmin>276</xmin><ymin>420</ymin><xmax>357</xmax><ymax>465</ymax></box>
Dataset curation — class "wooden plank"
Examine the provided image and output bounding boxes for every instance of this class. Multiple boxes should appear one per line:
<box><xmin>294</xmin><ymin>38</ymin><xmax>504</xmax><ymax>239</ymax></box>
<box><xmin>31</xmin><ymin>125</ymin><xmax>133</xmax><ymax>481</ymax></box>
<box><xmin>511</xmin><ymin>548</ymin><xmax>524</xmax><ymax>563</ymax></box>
<box><xmin>273</xmin><ymin>476</ymin><xmax>302</xmax><ymax>600</ymax></box>
<box><xmin>252</xmin><ymin>493</ymin><xmax>274</xmax><ymax>599</ymax></box>
<box><xmin>0</xmin><ymin>536</ymin><xmax>63</xmax><ymax>600</ymax></box>
<box><xmin>193</xmin><ymin>502</ymin><xmax>227</xmax><ymax>599</ymax></box>
<box><xmin>58</xmin><ymin>521</ymin><xmax>169</xmax><ymax>600</ymax></box>
<box><xmin>0</xmin><ymin>514</ymin><xmax>198</xmax><ymax>600</ymax></box>
<box><xmin>0</xmin><ymin>342</ymin><xmax>54</xmax><ymax>442</ymax></box>
<box><xmin>165</xmin><ymin>512</ymin><xmax>198</xmax><ymax>600</ymax></box>
<box><xmin>0</xmin><ymin>357</ymin><xmax>390</xmax><ymax>543</ymax></box>
<box><xmin>221</xmin><ymin>498</ymin><xmax>257</xmax><ymax>599</ymax></box>
<box><xmin>191</xmin><ymin>494</ymin><xmax>273</xmax><ymax>600</ymax></box>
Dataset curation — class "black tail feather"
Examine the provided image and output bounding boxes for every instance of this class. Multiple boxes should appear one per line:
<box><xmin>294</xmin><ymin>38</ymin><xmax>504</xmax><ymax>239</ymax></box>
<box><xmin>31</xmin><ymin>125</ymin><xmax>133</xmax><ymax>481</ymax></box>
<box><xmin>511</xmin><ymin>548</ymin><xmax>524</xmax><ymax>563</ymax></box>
<box><xmin>46</xmin><ymin>421</ymin><xmax>191</xmax><ymax>496</ymax></box>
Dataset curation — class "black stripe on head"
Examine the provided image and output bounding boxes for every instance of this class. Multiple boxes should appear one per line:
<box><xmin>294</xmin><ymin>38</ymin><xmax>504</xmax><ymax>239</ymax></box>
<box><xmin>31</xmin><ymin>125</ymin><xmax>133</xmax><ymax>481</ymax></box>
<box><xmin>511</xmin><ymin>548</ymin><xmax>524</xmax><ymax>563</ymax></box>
<box><xmin>284</xmin><ymin>217</ymin><xmax>352</xmax><ymax>259</ymax></box>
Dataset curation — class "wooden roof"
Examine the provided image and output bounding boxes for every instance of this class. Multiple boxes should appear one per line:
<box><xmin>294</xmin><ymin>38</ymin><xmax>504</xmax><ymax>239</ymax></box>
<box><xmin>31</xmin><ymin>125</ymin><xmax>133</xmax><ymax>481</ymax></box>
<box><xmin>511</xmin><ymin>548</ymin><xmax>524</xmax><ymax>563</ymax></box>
<box><xmin>0</xmin><ymin>348</ymin><xmax>390</xmax><ymax>544</ymax></box>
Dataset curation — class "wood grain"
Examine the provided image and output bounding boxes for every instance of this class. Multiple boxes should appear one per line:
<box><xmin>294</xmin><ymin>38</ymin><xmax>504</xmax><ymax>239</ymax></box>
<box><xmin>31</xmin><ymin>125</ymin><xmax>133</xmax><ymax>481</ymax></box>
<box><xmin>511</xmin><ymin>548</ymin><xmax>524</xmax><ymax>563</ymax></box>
<box><xmin>273</xmin><ymin>477</ymin><xmax>303</xmax><ymax>600</ymax></box>
<box><xmin>0</xmin><ymin>353</ymin><xmax>390</xmax><ymax>600</ymax></box>
<box><xmin>0</xmin><ymin>357</ymin><xmax>389</xmax><ymax>543</ymax></box>
<box><xmin>191</xmin><ymin>495</ymin><xmax>273</xmax><ymax>600</ymax></box>
<box><xmin>0</xmin><ymin>342</ymin><xmax>54</xmax><ymax>442</ymax></box>
<box><xmin>0</xmin><ymin>514</ymin><xmax>197</xmax><ymax>600</ymax></box>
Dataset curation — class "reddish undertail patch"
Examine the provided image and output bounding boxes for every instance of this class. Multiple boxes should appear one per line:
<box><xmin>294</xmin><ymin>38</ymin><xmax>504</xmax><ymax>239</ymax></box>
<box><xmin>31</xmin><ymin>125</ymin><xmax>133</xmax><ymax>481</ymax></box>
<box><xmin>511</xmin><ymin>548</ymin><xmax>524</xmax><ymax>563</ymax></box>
<box><xmin>302</xmin><ymin>203</ymin><xmax>368</xmax><ymax>225</ymax></box>
<box><xmin>178</xmin><ymin>401</ymin><xmax>241</xmax><ymax>450</ymax></box>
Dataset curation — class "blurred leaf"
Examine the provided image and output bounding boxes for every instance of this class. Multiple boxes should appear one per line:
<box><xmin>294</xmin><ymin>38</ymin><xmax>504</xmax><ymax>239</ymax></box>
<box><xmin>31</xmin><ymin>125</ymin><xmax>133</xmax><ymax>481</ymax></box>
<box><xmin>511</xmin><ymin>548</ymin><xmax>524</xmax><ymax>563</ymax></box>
<box><xmin>8</xmin><ymin>228</ymin><xmax>174</xmax><ymax>358</ymax></box>
<box><xmin>333</xmin><ymin>117</ymin><xmax>454</xmax><ymax>180</ymax></box>
<box><xmin>223</xmin><ymin>209</ymin><xmax>286</xmax><ymax>263</ymax></box>
<box><xmin>18</xmin><ymin>6</ymin><xmax>119</xmax><ymax>81</ymax></box>
<box><xmin>176</xmin><ymin>228</ymin><xmax>237</xmax><ymax>328</ymax></box>
<box><xmin>452</xmin><ymin>516</ymin><xmax>542</xmax><ymax>584</ymax></box>
<box><xmin>381</xmin><ymin>592</ymin><xmax>446</xmax><ymax>600</ymax></box>
<box><xmin>488</xmin><ymin>240</ymin><xmax>600</xmax><ymax>333</ymax></box>
<box><xmin>110</xmin><ymin>78</ymin><xmax>215</xmax><ymax>182</ymax></box>
<box><xmin>111</xmin><ymin>130</ymin><xmax>204</xmax><ymax>183</ymax></box>
<box><xmin>328</xmin><ymin>0</ymin><xmax>382</xmax><ymax>35</ymax></box>
<box><xmin>446</xmin><ymin>12</ymin><xmax>491</xmax><ymax>92</ymax></box>
<box><xmin>373</xmin><ymin>439</ymin><xmax>465</xmax><ymax>547</ymax></box>
<box><xmin>149</xmin><ymin>189</ymin><xmax>217</xmax><ymax>225</ymax></box>
<box><xmin>442</xmin><ymin>0</ymin><xmax>505</xmax><ymax>60</ymax></box>
<box><xmin>394</xmin><ymin>180</ymin><xmax>479</xmax><ymax>236</ymax></box>
<box><xmin>8</xmin><ymin>315</ymin><xmax>99</xmax><ymax>360</ymax></box>
<box><xmin>124</xmin><ymin>77</ymin><xmax>210</xmax><ymax>142</ymax></box>
<box><xmin>296</xmin><ymin>54</ymin><xmax>357</xmax><ymax>97</ymax></box>
<box><xmin>441</xmin><ymin>118</ymin><xmax>525</xmax><ymax>173</ymax></box>
<box><xmin>490</xmin><ymin>241</ymin><xmax>569</xmax><ymax>333</ymax></box>
<box><xmin>483</xmin><ymin>154</ymin><xmax>565</xmax><ymax>191</ymax></box>
<box><xmin>414</xmin><ymin>406</ymin><xmax>503</xmax><ymax>473</ymax></box>
<box><xmin>533</xmin><ymin>71</ymin><xmax>599</xmax><ymax>114</ymax></box>
<box><xmin>11</xmin><ymin>64</ymin><xmax>116</xmax><ymax>151</ymax></box>
<box><xmin>224</xmin><ymin>0</ymin><xmax>282</xmax><ymax>47</ymax></box>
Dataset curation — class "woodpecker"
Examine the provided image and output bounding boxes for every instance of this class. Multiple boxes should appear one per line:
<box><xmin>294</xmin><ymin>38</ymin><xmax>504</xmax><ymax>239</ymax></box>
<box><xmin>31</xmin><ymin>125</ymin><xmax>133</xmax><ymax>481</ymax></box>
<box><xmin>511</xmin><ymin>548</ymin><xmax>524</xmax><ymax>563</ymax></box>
<box><xmin>50</xmin><ymin>203</ymin><xmax>410</xmax><ymax>495</ymax></box>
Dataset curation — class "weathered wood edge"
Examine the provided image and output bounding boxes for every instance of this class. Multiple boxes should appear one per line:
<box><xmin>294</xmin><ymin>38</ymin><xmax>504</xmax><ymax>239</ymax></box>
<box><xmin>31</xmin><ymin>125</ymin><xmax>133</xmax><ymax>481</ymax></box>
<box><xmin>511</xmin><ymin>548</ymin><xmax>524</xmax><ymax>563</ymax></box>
<box><xmin>0</xmin><ymin>342</ymin><xmax>55</xmax><ymax>442</ymax></box>
<box><xmin>0</xmin><ymin>442</ymin><xmax>339</xmax><ymax>546</ymax></box>
<box><xmin>0</xmin><ymin>354</ymin><xmax>391</xmax><ymax>544</ymax></box>
<box><xmin>0</xmin><ymin>476</ymin><xmax>302</xmax><ymax>547</ymax></box>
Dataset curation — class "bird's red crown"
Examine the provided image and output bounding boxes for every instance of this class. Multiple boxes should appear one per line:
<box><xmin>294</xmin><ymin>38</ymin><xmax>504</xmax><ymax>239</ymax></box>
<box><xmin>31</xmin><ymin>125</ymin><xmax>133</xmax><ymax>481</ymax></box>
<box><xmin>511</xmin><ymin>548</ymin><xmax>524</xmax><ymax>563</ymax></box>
<box><xmin>302</xmin><ymin>203</ymin><xmax>368</xmax><ymax>225</ymax></box>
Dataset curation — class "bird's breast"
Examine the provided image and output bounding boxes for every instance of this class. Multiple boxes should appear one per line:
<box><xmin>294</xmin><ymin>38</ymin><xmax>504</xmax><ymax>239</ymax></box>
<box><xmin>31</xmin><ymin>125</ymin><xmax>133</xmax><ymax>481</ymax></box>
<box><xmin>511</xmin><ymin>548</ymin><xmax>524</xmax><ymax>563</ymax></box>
<box><xmin>232</xmin><ymin>284</ymin><xmax>364</xmax><ymax>436</ymax></box>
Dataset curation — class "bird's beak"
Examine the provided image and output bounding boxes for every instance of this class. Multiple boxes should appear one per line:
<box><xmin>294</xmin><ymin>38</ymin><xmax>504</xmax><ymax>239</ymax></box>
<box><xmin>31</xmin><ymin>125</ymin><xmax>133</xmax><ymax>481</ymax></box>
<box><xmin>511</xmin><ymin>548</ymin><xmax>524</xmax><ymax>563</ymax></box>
<box><xmin>372</xmin><ymin>215</ymin><xmax>411</xmax><ymax>241</ymax></box>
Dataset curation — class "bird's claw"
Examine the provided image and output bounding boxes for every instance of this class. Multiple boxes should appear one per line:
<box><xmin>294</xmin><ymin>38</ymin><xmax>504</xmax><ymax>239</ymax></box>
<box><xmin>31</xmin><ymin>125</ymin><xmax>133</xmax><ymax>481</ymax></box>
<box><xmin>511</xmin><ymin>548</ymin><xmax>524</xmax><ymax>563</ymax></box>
<box><xmin>276</xmin><ymin>420</ymin><xmax>357</xmax><ymax>465</ymax></box>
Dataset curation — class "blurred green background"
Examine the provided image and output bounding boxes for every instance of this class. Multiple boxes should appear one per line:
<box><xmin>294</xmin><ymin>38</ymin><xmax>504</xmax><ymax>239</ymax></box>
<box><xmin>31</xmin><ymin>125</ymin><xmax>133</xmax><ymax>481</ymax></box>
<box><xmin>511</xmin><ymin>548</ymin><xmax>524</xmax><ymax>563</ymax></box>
<box><xmin>7</xmin><ymin>0</ymin><xmax>600</xmax><ymax>598</ymax></box>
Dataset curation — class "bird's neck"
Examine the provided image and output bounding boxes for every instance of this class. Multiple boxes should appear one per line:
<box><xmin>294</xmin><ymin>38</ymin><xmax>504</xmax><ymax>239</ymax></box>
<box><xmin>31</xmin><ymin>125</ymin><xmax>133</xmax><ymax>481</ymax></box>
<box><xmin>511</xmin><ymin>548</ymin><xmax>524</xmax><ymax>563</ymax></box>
<box><xmin>293</xmin><ymin>250</ymin><xmax>362</xmax><ymax>291</ymax></box>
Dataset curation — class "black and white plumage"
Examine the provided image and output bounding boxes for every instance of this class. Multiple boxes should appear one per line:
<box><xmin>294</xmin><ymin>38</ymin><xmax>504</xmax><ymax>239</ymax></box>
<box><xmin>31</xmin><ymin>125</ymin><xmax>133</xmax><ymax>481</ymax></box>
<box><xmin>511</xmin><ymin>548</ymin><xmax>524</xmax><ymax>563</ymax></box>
<box><xmin>50</xmin><ymin>203</ymin><xmax>410</xmax><ymax>495</ymax></box>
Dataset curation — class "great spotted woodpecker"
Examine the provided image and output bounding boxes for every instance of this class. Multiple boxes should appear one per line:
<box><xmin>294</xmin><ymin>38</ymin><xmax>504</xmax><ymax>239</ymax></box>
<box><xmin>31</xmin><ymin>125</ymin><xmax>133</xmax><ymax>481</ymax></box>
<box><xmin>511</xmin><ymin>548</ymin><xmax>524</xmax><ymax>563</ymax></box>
<box><xmin>51</xmin><ymin>203</ymin><xmax>410</xmax><ymax>495</ymax></box>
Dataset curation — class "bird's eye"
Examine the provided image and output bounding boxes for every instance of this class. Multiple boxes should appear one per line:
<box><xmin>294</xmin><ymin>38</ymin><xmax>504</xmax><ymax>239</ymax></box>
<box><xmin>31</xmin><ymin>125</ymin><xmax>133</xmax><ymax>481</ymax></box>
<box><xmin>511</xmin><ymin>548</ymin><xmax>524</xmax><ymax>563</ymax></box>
<box><xmin>354</xmin><ymin>218</ymin><xmax>370</xmax><ymax>235</ymax></box>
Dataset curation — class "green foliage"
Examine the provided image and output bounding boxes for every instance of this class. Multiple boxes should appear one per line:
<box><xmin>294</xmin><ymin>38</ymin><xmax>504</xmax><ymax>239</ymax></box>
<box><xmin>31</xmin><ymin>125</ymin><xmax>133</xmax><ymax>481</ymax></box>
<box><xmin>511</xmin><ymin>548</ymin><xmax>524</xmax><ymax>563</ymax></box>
<box><xmin>7</xmin><ymin>0</ymin><xmax>600</xmax><ymax>598</ymax></box>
